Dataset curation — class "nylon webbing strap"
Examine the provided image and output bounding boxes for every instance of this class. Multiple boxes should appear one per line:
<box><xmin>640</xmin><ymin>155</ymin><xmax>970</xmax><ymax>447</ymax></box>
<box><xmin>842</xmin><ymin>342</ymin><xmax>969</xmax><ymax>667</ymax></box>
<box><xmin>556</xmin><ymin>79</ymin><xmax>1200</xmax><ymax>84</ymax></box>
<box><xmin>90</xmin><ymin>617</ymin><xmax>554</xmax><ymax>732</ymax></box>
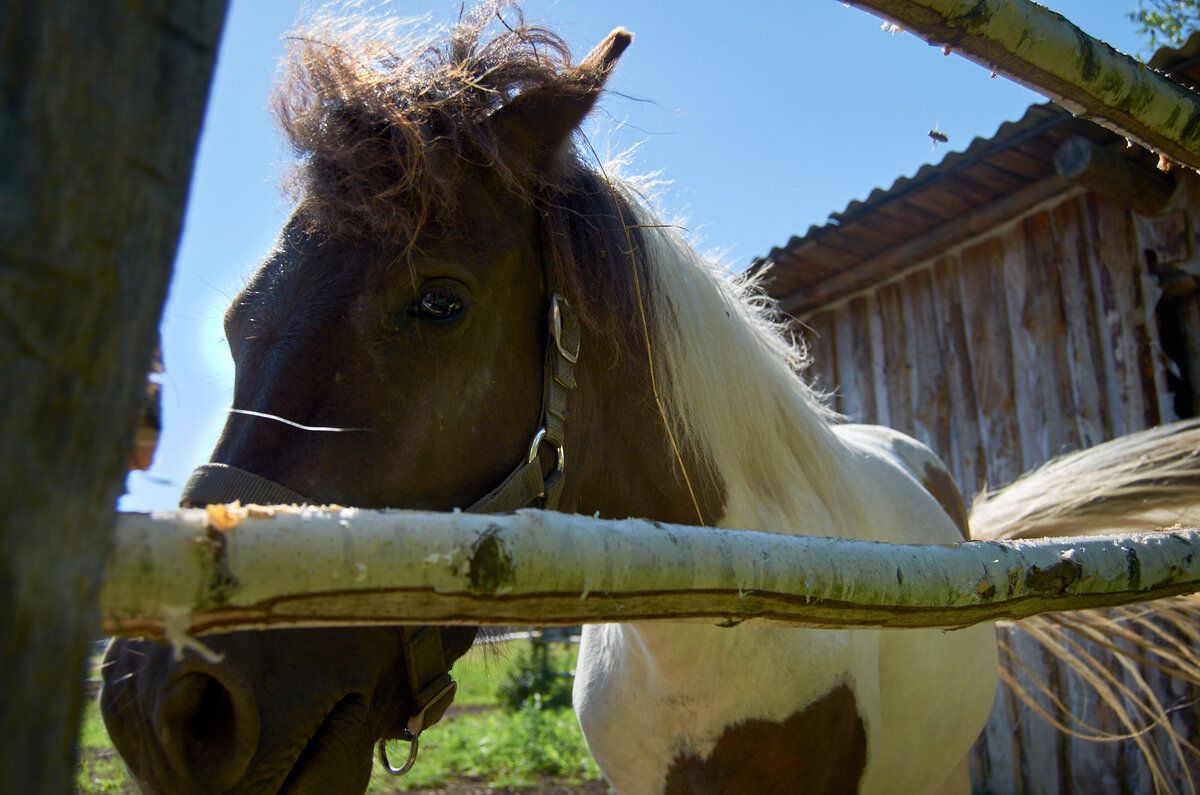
<box><xmin>466</xmin><ymin>457</ymin><xmax>546</xmax><ymax>514</ymax></box>
<box><xmin>542</xmin><ymin>294</ymin><xmax>579</xmax><ymax>509</ymax></box>
<box><xmin>180</xmin><ymin>463</ymin><xmax>311</xmax><ymax>507</ymax></box>
<box><xmin>400</xmin><ymin>626</ymin><xmax>457</xmax><ymax>737</ymax></box>
<box><xmin>464</xmin><ymin>293</ymin><xmax>579</xmax><ymax>514</ymax></box>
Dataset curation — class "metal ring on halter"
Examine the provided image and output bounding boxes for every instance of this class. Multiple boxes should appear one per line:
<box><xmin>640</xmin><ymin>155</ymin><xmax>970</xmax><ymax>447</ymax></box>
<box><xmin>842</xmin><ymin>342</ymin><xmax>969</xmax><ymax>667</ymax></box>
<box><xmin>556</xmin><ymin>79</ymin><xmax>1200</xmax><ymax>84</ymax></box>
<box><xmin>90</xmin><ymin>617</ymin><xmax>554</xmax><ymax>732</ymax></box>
<box><xmin>526</xmin><ymin>427</ymin><xmax>565</xmax><ymax>476</ymax></box>
<box><xmin>526</xmin><ymin>428</ymin><xmax>547</xmax><ymax>464</ymax></box>
<box><xmin>377</xmin><ymin>735</ymin><xmax>419</xmax><ymax>777</ymax></box>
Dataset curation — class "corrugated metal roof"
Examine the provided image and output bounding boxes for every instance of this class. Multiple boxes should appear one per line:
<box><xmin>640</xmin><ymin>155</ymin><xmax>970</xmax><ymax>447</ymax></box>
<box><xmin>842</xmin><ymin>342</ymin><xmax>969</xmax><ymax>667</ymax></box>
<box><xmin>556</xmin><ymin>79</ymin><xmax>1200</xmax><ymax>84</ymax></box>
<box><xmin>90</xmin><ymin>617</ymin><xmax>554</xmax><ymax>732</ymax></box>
<box><xmin>763</xmin><ymin>33</ymin><xmax>1200</xmax><ymax>316</ymax></box>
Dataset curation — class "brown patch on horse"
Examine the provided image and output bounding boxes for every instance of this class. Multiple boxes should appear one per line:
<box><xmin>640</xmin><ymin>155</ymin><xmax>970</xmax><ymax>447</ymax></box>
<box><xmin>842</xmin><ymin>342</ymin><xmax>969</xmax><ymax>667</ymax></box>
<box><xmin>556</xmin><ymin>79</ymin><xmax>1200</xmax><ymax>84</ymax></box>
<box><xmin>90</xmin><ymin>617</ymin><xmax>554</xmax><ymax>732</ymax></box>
<box><xmin>920</xmin><ymin>461</ymin><xmax>970</xmax><ymax>540</ymax></box>
<box><xmin>663</xmin><ymin>685</ymin><xmax>867</xmax><ymax>795</ymax></box>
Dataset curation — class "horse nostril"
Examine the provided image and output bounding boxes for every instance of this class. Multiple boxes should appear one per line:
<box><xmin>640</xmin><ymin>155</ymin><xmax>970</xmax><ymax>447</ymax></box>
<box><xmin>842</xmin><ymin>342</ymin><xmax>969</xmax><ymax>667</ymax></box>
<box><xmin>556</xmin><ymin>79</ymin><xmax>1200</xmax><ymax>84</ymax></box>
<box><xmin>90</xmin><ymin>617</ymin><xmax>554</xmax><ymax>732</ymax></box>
<box><xmin>156</xmin><ymin>670</ymin><xmax>260</xmax><ymax>791</ymax></box>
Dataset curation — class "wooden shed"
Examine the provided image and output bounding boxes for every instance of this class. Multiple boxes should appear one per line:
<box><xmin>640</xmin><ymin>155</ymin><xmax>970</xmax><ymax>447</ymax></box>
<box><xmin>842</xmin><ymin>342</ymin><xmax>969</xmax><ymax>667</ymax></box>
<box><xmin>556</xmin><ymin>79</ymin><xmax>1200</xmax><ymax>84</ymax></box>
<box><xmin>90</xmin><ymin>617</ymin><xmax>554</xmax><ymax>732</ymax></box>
<box><xmin>759</xmin><ymin>36</ymin><xmax>1200</xmax><ymax>794</ymax></box>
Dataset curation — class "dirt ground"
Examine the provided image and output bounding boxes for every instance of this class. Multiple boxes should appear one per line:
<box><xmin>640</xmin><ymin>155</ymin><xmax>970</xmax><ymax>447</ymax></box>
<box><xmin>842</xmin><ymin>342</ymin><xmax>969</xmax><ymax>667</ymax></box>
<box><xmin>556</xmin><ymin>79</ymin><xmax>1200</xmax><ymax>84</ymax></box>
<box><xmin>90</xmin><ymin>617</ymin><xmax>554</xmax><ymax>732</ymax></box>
<box><xmin>400</xmin><ymin>780</ymin><xmax>610</xmax><ymax>794</ymax></box>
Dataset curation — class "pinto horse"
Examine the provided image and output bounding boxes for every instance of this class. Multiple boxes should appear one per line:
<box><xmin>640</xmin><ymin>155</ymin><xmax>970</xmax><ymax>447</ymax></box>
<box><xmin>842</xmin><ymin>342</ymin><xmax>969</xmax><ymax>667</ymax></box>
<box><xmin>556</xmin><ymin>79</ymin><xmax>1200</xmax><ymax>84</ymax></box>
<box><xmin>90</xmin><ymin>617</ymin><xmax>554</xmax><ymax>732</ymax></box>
<box><xmin>101</xmin><ymin>6</ymin><xmax>1200</xmax><ymax>794</ymax></box>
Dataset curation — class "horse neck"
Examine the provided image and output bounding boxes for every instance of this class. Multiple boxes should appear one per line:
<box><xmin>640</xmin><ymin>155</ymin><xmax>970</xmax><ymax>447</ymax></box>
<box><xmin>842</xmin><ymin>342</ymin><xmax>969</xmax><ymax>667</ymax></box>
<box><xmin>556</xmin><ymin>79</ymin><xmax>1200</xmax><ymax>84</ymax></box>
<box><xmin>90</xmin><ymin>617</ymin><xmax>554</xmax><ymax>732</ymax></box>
<box><xmin>623</xmin><ymin>208</ymin><xmax>867</xmax><ymax>539</ymax></box>
<box><xmin>562</xmin><ymin>328</ymin><xmax>724</xmax><ymax>527</ymax></box>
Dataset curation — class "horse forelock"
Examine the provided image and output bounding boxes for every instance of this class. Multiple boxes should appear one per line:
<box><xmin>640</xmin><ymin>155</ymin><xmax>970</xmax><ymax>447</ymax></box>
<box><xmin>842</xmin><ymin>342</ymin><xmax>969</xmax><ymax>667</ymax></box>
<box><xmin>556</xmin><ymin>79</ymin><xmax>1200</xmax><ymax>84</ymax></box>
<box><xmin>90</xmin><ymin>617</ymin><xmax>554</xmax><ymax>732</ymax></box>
<box><xmin>273</xmin><ymin>1</ymin><xmax>583</xmax><ymax>248</ymax></box>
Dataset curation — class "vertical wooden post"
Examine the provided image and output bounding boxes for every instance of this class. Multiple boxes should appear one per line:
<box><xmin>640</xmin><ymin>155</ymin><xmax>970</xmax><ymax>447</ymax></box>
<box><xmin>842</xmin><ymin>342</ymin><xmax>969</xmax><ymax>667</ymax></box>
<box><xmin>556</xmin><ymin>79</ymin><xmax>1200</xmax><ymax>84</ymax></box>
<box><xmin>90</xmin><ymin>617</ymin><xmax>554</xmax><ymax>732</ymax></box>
<box><xmin>0</xmin><ymin>2</ymin><xmax>226</xmax><ymax>791</ymax></box>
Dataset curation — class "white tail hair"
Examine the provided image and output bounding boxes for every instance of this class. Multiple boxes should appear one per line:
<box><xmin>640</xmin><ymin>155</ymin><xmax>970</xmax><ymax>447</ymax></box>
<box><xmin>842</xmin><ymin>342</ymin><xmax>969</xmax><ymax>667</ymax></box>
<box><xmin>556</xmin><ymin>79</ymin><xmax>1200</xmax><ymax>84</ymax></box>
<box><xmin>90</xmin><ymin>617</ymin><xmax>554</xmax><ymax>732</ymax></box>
<box><xmin>969</xmin><ymin>419</ymin><xmax>1200</xmax><ymax>794</ymax></box>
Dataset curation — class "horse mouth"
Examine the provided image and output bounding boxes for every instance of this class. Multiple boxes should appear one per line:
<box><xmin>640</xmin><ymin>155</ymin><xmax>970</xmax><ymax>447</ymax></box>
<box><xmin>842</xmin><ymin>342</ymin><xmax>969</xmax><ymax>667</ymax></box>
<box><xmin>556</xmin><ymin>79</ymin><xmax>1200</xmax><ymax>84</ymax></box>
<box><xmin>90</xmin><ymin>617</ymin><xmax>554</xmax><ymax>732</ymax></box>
<box><xmin>278</xmin><ymin>693</ymin><xmax>372</xmax><ymax>794</ymax></box>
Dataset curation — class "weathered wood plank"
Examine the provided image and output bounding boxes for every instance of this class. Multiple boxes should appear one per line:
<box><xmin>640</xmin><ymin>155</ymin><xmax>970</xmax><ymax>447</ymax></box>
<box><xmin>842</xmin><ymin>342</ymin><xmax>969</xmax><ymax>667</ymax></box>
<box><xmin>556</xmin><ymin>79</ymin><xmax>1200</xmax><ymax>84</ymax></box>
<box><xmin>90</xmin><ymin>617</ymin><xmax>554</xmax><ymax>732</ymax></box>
<box><xmin>833</xmin><ymin>296</ymin><xmax>878</xmax><ymax>423</ymax></box>
<box><xmin>1011</xmin><ymin>627</ymin><xmax>1067</xmax><ymax>793</ymax></box>
<box><xmin>1015</xmin><ymin>211</ymin><xmax>1081</xmax><ymax>462</ymax></box>
<box><xmin>906</xmin><ymin>267</ymin><xmax>952</xmax><ymax>462</ymax></box>
<box><xmin>831</xmin><ymin>302</ymin><xmax>860</xmax><ymax>421</ymax></box>
<box><xmin>932</xmin><ymin>253</ymin><xmax>986</xmax><ymax>500</ymax></box>
<box><xmin>1178</xmin><ymin>294</ymin><xmax>1200</xmax><ymax>416</ymax></box>
<box><xmin>802</xmin><ymin>309</ymin><xmax>840</xmax><ymax>412</ymax></box>
<box><xmin>868</xmin><ymin>292</ymin><xmax>892</xmax><ymax>428</ymax></box>
<box><xmin>1086</xmin><ymin>194</ymin><xmax>1161</xmax><ymax>434</ymax></box>
<box><xmin>1000</xmin><ymin>219</ymin><xmax>1047</xmax><ymax>471</ymax></box>
<box><xmin>959</xmin><ymin>236</ymin><xmax>1022</xmax><ymax>489</ymax></box>
<box><xmin>1050</xmin><ymin>196</ymin><xmax>1111</xmax><ymax>448</ymax></box>
<box><xmin>974</xmin><ymin>634</ymin><xmax>1025</xmax><ymax>795</ymax></box>
<box><xmin>877</xmin><ymin>282</ymin><xmax>914</xmax><ymax>436</ymax></box>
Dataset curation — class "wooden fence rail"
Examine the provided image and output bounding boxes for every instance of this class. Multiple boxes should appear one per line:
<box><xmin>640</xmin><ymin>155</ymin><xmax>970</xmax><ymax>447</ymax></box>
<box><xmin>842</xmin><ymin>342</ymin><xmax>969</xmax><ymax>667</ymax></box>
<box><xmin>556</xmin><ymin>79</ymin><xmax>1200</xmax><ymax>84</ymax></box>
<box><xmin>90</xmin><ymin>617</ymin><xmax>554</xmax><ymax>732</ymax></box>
<box><xmin>102</xmin><ymin>506</ymin><xmax>1200</xmax><ymax>640</ymax></box>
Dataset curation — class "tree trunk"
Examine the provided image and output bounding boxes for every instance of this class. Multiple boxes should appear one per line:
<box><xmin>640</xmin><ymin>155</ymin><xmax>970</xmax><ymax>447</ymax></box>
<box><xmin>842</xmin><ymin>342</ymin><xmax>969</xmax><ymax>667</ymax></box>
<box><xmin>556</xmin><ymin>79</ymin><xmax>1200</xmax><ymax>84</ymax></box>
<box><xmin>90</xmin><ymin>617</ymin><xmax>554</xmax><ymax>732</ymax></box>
<box><xmin>102</xmin><ymin>507</ymin><xmax>1200</xmax><ymax>635</ymax></box>
<box><xmin>0</xmin><ymin>3</ymin><xmax>226</xmax><ymax>791</ymax></box>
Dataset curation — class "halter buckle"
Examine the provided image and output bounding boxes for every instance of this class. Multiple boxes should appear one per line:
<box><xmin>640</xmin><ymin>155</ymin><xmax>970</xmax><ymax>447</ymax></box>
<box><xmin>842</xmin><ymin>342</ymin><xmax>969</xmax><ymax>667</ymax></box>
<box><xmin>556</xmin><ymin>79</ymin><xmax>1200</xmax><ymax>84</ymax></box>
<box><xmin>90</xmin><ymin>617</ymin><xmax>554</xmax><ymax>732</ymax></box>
<box><xmin>550</xmin><ymin>294</ymin><xmax>580</xmax><ymax>364</ymax></box>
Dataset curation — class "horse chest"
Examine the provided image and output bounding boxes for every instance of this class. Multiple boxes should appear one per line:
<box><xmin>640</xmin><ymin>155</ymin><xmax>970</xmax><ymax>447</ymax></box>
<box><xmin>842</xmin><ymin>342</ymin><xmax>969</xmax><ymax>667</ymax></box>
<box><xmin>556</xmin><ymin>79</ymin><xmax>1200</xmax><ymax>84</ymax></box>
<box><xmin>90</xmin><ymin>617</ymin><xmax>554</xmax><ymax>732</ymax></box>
<box><xmin>575</xmin><ymin>624</ymin><xmax>870</xmax><ymax>794</ymax></box>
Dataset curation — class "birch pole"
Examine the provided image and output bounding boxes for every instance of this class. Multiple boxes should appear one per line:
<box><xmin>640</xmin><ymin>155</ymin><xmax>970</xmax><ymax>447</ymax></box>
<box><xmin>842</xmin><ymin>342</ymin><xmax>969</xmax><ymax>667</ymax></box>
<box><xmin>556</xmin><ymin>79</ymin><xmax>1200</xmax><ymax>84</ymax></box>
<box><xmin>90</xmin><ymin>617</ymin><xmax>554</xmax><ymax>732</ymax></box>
<box><xmin>844</xmin><ymin>0</ymin><xmax>1200</xmax><ymax>171</ymax></box>
<box><xmin>102</xmin><ymin>506</ymin><xmax>1200</xmax><ymax>639</ymax></box>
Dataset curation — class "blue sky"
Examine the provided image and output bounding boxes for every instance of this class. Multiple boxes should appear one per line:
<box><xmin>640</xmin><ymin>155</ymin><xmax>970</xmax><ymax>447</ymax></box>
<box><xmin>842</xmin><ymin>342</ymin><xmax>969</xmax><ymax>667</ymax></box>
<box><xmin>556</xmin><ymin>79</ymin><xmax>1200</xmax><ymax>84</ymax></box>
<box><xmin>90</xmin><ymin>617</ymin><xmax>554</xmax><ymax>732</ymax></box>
<box><xmin>120</xmin><ymin>1</ymin><xmax>1150</xmax><ymax>510</ymax></box>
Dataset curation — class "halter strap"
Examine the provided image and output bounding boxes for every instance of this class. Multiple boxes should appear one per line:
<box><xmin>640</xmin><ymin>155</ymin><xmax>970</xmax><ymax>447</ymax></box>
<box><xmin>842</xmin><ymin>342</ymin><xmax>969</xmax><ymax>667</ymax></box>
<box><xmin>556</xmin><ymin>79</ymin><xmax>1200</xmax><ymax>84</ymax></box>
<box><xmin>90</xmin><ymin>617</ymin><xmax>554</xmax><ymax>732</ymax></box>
<box><xmin>467</xmin><ymin>292</ymin><xmax>580</xmax><ymax>513</ymax></box>
<box><xmin>181</xmin><ymin>463</ymin><xmax>310</xmax><ymax>507</ymax></box>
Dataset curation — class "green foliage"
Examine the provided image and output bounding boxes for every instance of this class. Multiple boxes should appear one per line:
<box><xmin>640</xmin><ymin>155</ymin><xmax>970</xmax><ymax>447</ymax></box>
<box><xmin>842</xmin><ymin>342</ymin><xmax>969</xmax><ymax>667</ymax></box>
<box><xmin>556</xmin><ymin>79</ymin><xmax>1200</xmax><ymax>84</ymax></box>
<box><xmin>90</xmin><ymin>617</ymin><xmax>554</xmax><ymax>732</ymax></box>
<box><xmin>496</xmin><ymin>640</ymin><xmax>576</xmax><ymax>712</ymax></box>
<box><xmin>1129</xmin><ymin>0</ymin><xmax>1199</xmax><ymax>51</ymax></box>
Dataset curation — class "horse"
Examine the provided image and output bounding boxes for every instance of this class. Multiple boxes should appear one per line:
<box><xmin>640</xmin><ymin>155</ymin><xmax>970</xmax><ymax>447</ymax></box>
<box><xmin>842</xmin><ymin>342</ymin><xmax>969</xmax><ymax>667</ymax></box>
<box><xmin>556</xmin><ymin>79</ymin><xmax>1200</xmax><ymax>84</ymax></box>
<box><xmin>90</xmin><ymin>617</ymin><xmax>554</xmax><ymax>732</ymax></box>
<box><xmin>101</xmin><ymin>5</ymin><xmax>1200</xmax><ymax>793</ymax></box>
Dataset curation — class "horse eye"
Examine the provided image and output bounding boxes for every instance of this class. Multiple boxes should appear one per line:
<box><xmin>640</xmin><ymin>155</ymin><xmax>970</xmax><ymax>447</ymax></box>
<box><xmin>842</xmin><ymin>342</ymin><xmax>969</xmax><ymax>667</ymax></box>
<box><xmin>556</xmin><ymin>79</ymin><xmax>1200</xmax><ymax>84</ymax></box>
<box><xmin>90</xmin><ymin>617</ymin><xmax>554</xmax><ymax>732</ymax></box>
<box><xmin>408</xmin><ymin>285</ymin><xmax>465</xmax><ymax>323</ymax></box>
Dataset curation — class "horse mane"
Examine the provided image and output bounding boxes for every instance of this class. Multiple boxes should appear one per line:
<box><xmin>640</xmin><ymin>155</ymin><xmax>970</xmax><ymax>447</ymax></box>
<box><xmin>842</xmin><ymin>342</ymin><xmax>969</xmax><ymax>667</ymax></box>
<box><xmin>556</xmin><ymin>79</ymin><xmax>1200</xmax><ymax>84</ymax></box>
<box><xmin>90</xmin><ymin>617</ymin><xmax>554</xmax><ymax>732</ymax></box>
<box><xmin>546</xmin><ymin>160</ymin><xmax>863</xmax><ymax>532</ymax></box>
<box><xmin>616</xmin><ymin>190</ymin><xmax>865</xmax><ymax>531</ymax></box>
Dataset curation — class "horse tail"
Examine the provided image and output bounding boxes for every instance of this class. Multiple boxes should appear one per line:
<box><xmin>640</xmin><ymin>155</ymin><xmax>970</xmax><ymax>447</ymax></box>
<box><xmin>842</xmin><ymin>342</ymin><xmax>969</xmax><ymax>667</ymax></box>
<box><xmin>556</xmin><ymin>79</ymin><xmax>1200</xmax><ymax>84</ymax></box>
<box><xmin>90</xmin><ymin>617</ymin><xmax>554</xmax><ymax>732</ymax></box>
<box><xmin>967</xmin><ymin>419</ymin><xmax>1200</xmax><ymax>795</ymax></box>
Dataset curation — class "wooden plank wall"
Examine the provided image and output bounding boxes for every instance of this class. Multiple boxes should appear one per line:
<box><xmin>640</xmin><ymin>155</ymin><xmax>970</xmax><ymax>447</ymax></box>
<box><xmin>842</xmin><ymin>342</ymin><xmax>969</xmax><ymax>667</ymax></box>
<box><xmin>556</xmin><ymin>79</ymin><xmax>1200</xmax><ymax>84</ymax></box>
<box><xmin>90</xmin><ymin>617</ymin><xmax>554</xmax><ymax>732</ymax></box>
<box><xmin>797</xmin><ymin>177</ymin><xmax>1200</xmax><ymax>793</ymax></box>
<box><xmin>800</xmin><ymin>187</ymin><xmax>1192</xmax><ymax>498</ymax></box>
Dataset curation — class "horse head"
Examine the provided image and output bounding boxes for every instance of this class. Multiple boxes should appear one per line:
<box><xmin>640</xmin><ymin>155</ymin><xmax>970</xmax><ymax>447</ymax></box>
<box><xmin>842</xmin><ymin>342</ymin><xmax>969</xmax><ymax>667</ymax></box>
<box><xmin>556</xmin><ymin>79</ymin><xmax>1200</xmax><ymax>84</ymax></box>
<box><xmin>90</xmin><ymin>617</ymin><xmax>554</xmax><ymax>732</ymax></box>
<box><xmin>99</xmin><ymin>11</ymin><xmax>658</xmax><ymax>793</ymax></box>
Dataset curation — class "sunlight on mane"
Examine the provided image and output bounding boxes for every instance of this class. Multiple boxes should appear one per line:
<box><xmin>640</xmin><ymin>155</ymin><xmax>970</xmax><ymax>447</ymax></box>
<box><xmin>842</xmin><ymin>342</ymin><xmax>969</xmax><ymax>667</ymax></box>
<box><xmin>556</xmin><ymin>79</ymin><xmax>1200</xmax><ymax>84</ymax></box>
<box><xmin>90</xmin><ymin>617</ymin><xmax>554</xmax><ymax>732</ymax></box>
<box><xmin>605</xmin><ymin>177</ymin><xmax>866</xmax><ymax>535</ymax></box>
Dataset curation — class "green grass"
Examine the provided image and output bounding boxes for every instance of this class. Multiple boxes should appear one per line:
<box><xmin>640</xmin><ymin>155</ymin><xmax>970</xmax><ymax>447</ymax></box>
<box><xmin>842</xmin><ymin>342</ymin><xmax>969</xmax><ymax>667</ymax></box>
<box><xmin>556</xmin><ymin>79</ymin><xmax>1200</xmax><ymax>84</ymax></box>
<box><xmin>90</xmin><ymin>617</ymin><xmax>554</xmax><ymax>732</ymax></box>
<box><xmin>368</xmin><ymin>701</ymin><xmax>603</xmax><ymax>792</ymax></box>
<box><xmin>446</xmin><ymin>640</ymin><xmax>513</xmax><ymax>705</ymax></box>
<box><xmin>369</xmin><ymin>641</ymin><xmax>603</xmax><ymax>791</ymax></box>
<box><xmin>75</xmin><ymin>698</ymin><xmax>136</xmax><ymax>794</ymax></box>
<box><xmin>75</xmin><ymin>640</ymin><xmax>606</xmax><ymax>794</ymax></box>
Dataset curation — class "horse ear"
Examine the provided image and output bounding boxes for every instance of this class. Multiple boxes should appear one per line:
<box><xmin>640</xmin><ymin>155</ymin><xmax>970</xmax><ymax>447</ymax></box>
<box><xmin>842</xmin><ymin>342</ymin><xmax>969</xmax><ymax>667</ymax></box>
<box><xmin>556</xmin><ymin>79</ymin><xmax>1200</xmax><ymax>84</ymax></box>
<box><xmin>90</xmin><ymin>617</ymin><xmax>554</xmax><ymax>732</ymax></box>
<box><xmin>492</xmin><ymin>28</ymin><xmax>632</xmax><ymax>169</ymax></box>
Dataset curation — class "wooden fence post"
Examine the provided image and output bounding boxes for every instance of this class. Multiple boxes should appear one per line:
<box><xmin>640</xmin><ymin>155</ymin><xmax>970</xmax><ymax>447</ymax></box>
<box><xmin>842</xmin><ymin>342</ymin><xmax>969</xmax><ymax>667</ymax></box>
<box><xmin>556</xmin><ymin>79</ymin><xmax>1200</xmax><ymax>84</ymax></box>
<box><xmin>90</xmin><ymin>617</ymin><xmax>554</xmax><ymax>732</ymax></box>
<box><xmin>0</xmin><ymin>2</ymin><xmax>226</xmax><ymax>791</ymax></box>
